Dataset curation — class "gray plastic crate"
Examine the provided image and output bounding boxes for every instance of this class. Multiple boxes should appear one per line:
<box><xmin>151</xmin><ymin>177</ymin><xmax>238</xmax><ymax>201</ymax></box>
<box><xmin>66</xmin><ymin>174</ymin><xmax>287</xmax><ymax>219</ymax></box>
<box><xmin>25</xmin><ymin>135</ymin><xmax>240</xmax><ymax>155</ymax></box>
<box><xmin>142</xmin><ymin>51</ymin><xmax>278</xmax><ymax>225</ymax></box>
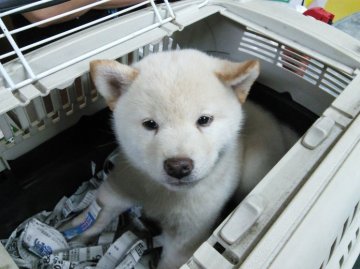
<box><xmin>1</xmin><ymin>1</ymin><xmax>360</xmax><ymax>268</ymax></box>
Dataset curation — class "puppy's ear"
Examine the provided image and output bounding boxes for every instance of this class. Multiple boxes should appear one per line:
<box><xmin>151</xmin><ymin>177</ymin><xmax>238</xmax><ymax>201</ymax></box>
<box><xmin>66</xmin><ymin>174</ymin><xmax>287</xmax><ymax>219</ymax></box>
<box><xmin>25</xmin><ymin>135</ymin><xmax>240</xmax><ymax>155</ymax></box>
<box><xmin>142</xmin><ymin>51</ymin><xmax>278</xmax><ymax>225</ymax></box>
<box><xmin>90</xmin><ymin>60</ymin><xmax>138</xmax><ymax>110</ymax></box>
<box><xmin>215</xmin><ymin>59</ymin><xmax>260</xmax><ymax>104</ymax></box>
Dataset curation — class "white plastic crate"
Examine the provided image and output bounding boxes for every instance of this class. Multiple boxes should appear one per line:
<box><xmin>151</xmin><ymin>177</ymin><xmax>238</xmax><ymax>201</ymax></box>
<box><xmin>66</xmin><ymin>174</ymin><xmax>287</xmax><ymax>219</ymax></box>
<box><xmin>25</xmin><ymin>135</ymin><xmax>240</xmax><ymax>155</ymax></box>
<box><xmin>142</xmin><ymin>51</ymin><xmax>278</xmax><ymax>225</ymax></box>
<box><xmin>1</xmin><ymin>0</ymin><xmax>360</xmax><ymax>269</ymax></box>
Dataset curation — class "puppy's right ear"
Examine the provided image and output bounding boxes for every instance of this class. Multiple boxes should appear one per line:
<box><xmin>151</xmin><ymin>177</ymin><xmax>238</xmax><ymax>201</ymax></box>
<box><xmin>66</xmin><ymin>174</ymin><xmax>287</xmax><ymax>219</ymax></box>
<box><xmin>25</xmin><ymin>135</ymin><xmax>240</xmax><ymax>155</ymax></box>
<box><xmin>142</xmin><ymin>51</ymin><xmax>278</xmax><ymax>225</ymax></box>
<box><xmin>90</xmin><ymin>60</ymin><xmax>138</xmax><ymax>110</ymax></box>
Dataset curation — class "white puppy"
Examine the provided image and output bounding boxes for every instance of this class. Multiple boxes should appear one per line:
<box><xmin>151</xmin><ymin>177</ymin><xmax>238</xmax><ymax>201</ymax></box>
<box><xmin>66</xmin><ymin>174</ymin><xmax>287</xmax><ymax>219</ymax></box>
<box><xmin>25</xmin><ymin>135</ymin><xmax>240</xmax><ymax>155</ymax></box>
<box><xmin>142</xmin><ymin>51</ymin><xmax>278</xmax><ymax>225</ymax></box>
<box><xmin>72</xmin><ymin>49</ymin><xmax>297</xmax><ymax>269</ymax></box>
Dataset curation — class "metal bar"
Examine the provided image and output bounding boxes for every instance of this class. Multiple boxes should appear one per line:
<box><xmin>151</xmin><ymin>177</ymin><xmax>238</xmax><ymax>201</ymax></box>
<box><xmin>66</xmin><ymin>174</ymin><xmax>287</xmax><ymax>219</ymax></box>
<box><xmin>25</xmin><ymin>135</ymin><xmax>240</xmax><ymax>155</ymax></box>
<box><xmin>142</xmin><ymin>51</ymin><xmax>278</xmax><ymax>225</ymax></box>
<box><xmin>163</xmin><ymin>0</ymin><xmax>176</xmax><ymax>19</ymax></box>
<box><xmin>150</xmin><ymin>0</ymin><xmax>164</xmax><ymax>23</ymax></box>
<box><xmin>9</xmin><ymin>17</ymin><xmax>173</xmax><ymax>91</ymax></box>
<box><xmin>0</xmin><ymin>0</ymin><xmax>112</xmax><ymax>39</ymax></box>
<box><xmin>0</xmin><ymin>0</ymin><xmax>151</xmax><ymax>59</ymax></box>
<box><xmin>0</xmin><ymin>18</ymin><xmax>36</xmax><ymax>79</ymax></box>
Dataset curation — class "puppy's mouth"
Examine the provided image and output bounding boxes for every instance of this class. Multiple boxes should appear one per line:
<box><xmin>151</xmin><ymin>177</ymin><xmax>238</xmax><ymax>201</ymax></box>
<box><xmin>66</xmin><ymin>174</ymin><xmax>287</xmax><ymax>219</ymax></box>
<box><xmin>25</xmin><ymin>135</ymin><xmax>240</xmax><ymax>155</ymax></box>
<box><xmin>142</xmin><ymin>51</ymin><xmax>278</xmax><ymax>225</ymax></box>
<box><xmin>165</xmin><ymin>176</ymin><xmax>200</xmax><ymax>188</ymax></box>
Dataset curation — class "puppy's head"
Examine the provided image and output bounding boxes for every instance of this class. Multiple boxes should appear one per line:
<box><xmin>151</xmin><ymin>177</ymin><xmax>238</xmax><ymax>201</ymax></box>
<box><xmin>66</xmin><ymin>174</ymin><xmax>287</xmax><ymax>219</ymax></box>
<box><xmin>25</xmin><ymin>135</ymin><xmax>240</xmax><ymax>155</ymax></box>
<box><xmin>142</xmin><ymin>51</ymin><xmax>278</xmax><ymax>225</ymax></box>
<box><xmin>90</xmin><ymin>50</ymin><xmax>259</xmax><ymax>191</ymax></box>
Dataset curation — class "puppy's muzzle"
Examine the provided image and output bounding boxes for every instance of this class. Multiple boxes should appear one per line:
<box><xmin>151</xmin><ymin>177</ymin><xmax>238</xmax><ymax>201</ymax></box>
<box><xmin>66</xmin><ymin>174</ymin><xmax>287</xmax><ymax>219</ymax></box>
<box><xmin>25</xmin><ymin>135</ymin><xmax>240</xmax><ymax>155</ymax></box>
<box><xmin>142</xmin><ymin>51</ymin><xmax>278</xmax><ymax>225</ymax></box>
<box><xmin>164</xmin><ymin>158</ymin><xmax>194</xmax><ymax>179</ymax></box>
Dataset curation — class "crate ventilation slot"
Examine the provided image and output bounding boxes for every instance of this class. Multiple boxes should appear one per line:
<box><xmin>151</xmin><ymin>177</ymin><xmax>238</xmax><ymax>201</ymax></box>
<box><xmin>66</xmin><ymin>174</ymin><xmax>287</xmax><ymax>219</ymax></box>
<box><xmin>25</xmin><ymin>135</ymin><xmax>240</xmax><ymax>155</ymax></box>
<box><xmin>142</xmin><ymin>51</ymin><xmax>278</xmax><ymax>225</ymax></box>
<box><xmin>0</xmin><ymin>37</ymin><xmax>179</xmax><ymax>148</ymax></box>
<box><xmin>239</xmin><ymin>31</ymin><xmax>354</xmax><ymax>98</ymax></box>
<box><xmin>320</xmin><ymin>201</ymin><xmax>360</xmax><ymax>269</ymax></box>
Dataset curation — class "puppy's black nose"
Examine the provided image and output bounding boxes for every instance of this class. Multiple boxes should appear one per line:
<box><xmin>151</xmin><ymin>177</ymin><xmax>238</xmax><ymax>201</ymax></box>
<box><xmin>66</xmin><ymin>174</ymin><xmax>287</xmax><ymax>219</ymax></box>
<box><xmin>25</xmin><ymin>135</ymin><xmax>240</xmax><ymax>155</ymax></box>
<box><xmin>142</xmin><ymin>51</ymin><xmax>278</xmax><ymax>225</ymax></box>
<box><xmin>164</xmin><ymin>158</ymin><xmax>194</xmax><ymax>179</ymax></box>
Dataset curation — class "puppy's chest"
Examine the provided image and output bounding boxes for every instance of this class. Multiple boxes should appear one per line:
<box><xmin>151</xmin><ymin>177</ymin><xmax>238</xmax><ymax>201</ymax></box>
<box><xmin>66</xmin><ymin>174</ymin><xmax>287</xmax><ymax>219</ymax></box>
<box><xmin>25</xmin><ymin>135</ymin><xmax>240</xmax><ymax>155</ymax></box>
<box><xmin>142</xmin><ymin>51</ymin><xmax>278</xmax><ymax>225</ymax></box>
<box><xmin>143</xmin><ymin>185</ymin><xmax>228</xmax><ymax>229</ymax></box>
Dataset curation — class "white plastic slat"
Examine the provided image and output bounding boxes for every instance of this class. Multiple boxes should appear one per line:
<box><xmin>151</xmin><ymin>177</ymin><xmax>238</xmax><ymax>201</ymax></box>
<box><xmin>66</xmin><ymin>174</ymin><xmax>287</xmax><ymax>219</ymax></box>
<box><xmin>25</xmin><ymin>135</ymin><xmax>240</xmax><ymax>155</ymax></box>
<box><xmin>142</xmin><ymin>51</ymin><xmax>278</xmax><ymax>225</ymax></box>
<box><xmin>132</xmin><ymin>50</ymin><xmax>140</xmax><ymax>63</ymax></box>
<box><xmin>238</xmin><ymin>47</ymin><xmax>275</xmax><ymax>63</ymax></box>
<box><xmin>14</xmin><ymin>106</ymin><xmax>30</xmax><ymax>130</ymax></box>
<box><xmin>49</xmin><ymin>89</ymin><xmax>61</xmax><ymax>112</ymax></box>
<box><xmin>0</xmin><ymin>114</ymin><xmax>13</xmax><ymax>140</ymax></box>
<box><xmin>143</xmin><ymin>45</ymin><xmax>151</xmax><ymax>57</ymax></box>
<box><xmin>85</xmin><ymin>77</ymin><xmax>97</xmax><ymax>104</ymax></box>
<box><xmin>0</xmin><ymin>88</ymin><xmax>21</xmax><ymax>115</ymax></box>
<box><xmin>152</xmin><ymin>43</ymin><xmax>160</xmax><ymax>53</ymax></box>
<box><xmin>32</xmin><ymin>97</ymin><xmax>47</xmax><ymax>121</ymax></box>
<box><xmin>240</xmin><ymin>42</ymin><xmax>276</xmax><ymax>58</ymax></box>
<box><xmin>162</xmin><ymin>37</ymin><xmax>170</xmax><ymax>51</ymax></box>
<box><xmin>79</xmin><ymin>74</ymin><xmax>91</xmax><ymax>107</ymax></box>
<box><xmin>67</xmin><ymin>85</ymin><xmax>77</xmax><ymax>105</ymax></box>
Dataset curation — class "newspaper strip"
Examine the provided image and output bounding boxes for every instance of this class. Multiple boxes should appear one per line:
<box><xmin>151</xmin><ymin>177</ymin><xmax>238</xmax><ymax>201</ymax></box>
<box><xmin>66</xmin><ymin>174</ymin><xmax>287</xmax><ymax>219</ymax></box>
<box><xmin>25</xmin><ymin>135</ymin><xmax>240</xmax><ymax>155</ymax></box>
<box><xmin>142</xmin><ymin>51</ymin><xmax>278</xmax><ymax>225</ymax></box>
<box><xmin>54</xmin><ymin>244</ymin><xmax>109</xmax><ymax>262</ymax></box>
<box><xmin>3</xmin><ymin>155</ymin><xmax>159</xmax><ymax>269</ymax></box>
<box><xmin>114</xmin><ymin>240</ymin><xmax>146</xmax><ymax>269</ymax></box>
<box><xmin>38</xmin><ymin>245</ymin><xmax>109</xmax><ymax>269</ymax></box>
<box><xmin>18</xmin><ymin>232</ymin><xmax>39</xmax><ymax>264</ymax></box>
<box><xmin>96</xmin><ymin>231</ymin><xmax>138</xmax><ymax>269</ymax></box>
<box><xmin>62</xmin><ymin>201</ymin><xmax>101</xmax><ymax>240</ymax></box>
<box><xmin>22</xmin><ymin>218</ymin><xmax>69</xmax><ymax>257</ymax></box>
<box><xmin>62</xmin><ymin>186</ymin><xmax>97</xmax><ymax>219</ymax></box>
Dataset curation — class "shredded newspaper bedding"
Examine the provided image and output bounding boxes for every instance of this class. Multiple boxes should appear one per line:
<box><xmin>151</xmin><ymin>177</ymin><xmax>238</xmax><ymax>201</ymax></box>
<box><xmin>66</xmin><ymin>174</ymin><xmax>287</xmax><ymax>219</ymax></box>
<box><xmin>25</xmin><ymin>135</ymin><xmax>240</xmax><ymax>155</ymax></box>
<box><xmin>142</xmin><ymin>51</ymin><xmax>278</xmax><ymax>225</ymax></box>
<box><xmin>1</xmin><ymin>151</ymin><xmax>162</xmax><ymax>269</ymax></box>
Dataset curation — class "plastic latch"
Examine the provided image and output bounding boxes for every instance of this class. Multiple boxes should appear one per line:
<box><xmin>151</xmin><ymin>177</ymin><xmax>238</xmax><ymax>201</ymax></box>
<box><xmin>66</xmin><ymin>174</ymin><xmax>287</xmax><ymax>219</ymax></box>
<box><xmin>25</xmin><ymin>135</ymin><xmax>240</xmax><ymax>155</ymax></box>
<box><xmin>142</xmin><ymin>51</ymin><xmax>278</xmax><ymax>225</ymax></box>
<box><xmin>193</xmin><ymin>242</ymin><xmax>233</xmax><ymax>269</ymax></box>
<box><xmin>302</xmin><ymin>116</ymin><xmax>335</xmax><ymax>150</ymax></box>
<box><xmin>220</xmin><ymin>195</ymin><xmax>264</xmax><ymax>245</ymax></box>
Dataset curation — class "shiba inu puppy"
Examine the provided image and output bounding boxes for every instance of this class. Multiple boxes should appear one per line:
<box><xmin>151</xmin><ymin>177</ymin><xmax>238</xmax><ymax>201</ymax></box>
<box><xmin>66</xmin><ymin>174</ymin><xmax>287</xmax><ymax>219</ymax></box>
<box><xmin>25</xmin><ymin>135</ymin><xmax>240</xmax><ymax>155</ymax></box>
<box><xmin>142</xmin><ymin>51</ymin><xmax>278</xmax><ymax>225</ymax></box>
<box><xmin>71</xmin><ymin>49</ymin><xmax>297</xmax><ymax>268</ymax></box>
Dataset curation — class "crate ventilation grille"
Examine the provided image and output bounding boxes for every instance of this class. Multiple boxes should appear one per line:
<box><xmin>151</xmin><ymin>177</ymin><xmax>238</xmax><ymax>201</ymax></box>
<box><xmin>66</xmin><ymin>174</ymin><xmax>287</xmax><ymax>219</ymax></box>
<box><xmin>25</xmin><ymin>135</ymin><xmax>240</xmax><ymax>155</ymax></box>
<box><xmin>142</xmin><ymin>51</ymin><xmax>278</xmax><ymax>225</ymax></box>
<box><xmin>0</xmin><ymin>37</ymin><xmax>179</xmax><ymax>146</ymax></box>
<box><xmin>239</xmin><ymin>31</ymin><xmax>354</xmax><ymax>98</ymax></box>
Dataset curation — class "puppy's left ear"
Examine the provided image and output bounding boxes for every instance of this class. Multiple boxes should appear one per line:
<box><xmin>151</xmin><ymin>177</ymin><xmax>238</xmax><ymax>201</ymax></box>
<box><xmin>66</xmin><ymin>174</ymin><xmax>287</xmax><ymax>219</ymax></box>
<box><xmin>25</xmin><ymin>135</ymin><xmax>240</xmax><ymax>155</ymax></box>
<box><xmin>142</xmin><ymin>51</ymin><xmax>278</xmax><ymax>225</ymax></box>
<box><xmin>90</xmin><ymin>60</ymin><xmax>138</xmax><ymax>110</ymax></box>
<box><xmin>215</xmin><ymin>59</ymin><xmax>260</xmax><ymax>104</ymax></box>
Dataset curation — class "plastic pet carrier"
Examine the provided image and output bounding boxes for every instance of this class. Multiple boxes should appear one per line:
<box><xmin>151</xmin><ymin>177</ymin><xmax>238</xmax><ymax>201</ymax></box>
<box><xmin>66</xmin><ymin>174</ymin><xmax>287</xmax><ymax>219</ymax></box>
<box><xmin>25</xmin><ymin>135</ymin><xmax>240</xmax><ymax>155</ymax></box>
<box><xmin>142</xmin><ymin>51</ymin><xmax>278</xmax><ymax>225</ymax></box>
<box><xmin>1</xmin><ymin>0</ymin><xmax>360</xmax><ymax>268</ymax></box>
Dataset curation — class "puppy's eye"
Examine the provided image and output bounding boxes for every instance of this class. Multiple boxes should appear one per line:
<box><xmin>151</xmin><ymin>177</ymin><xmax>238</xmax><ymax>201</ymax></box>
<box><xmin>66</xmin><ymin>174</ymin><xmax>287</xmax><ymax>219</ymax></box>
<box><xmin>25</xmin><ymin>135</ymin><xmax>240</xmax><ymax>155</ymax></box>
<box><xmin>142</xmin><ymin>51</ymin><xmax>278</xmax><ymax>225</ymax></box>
<box><xmin>142</xmin><ymin>119</ymin><xmax>159</xmax><ymax>131</ymax></box>
<box><xmin>197</xmin><ymin>116</ymin><xmax>213</xmax><ymax>127</ymax></box>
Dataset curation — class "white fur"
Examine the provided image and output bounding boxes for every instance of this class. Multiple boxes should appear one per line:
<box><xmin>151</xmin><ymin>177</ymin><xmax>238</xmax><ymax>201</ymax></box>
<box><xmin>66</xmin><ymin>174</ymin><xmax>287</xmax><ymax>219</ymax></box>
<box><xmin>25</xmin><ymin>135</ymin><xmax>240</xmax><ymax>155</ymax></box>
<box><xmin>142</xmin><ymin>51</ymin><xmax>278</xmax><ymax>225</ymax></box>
<box><xmin>72</xmin><ymin>49</ymin><xmax>298</xmax><ymax>269</ymax></box>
